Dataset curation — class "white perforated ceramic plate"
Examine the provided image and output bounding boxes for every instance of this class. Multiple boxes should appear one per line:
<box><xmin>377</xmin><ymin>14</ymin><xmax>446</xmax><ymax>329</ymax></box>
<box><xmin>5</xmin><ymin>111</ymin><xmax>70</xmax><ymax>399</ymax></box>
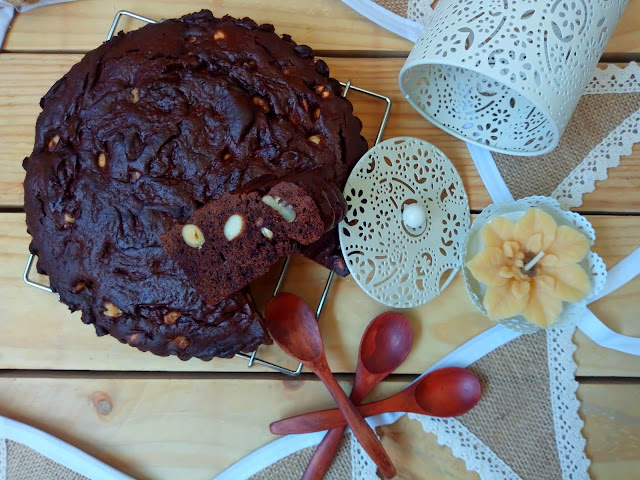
<box><xmin>339</xmin><ymin>137</ymin><xmax>470</xmax><ymax>308</ymax></box>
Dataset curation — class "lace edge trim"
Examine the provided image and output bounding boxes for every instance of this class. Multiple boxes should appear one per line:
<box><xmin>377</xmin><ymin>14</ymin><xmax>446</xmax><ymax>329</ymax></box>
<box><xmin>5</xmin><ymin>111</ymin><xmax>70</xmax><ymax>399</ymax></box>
<box><xmin>552</xmin><ymin>62</ymin><xmax>640</xmax><ymax>208</ymax></box>
<box><xmin>583</xmin><ymin>61</ymin><xmax>640</xmax><ymax>94</ymax></box>
<box><xmin>406</xmin><ymin>415</ymin><xmax>522</xmax><ymax>480</ymax></box>
<box><xmin>552</xmin><ymin>108</ymin><xmax>640</xmax><ymax>208</ymax></box>
<box><xmin>0</xmin><ymin>438</ymin><xmax>6</xmax><ymax>480</ymax></box>
<box><xmin>349</xmin><ymin>432</ymin><xmax>377</xmax><ymax>480</ymax></box>
<box><xmin>547</xmin><ymin>327</ymin><xmax>591</xmax><ymax>479</ymax></box>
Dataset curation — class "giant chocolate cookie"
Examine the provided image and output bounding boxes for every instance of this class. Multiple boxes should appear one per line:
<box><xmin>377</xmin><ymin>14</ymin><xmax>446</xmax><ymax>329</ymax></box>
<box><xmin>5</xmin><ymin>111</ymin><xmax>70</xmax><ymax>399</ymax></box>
<box><xmin>23</xmin><ymin>10</ymin><xmax>368</xmax><ymax>360</ymax></box>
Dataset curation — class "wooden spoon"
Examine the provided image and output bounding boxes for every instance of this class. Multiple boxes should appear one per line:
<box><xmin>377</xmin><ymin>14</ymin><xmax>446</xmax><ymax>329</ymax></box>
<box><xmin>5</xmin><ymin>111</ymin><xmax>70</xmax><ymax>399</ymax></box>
<box><xmin>302</xmin><ymin>312</ymin><xmax>413</xmax><ymax>480</ymax></box>
<box><xmin>265</xmin><ymin>293</ymin><xmax>397</xmax><ymax>479</ymax></box>
<box><xmin>270</xmin><ymin>367</ymin><xmax>482</xmax><ymax>435</ymax></box>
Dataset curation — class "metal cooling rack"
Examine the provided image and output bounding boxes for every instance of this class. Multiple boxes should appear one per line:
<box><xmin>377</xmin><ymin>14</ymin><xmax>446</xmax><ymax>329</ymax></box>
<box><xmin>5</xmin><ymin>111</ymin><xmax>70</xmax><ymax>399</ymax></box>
<box><xmin>23</xmin><ymin>10</ymin><xmax>392</xmax><ymax>376</ymax></box>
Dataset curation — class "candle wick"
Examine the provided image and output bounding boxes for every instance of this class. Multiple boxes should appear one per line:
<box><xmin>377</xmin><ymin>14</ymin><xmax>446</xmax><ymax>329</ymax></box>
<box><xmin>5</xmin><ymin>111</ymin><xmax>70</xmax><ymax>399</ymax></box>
<box><xmin>524</xmin><ymin>251</ymin><xmax>545</xmax><ymax>272</ymax></box>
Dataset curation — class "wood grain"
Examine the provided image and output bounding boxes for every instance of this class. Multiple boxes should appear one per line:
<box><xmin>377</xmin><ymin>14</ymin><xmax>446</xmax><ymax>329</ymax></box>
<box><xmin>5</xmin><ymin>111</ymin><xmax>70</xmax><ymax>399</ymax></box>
<box><xmin>2</xmin><ymin>55</ymin><xmax>640</xmax><ymax>212</ymax></box>
<box><xmin>2</xmin><ymin>212</ymin><xmax>639</xmax><ymax>375</ymax></box>
<box><xmin>0</xmin><ymin>211</ymin><xmax>494</xmax><ymax>374</ymax></box>
<box><xmin>583</xmin><ymin>213</ymin><xmax>640</xmax><ymax>374</ymax></box>
<box><xmin>0</xmin><ymin>377</ymin><xmax>637</xmax><ymax>480</ymax></box>
<box><xmin>4</xmin><ymin>0</ymin><xmax>640</xmax><ymax>56</ymax></box>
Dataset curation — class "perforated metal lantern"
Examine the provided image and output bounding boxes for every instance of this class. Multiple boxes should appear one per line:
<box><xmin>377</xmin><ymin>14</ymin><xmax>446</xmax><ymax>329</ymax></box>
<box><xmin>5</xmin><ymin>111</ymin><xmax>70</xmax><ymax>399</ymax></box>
<box><xmin>399</xmin><ymin>0</ymin><xmax>628</xmax><ymax>155</ymax></box>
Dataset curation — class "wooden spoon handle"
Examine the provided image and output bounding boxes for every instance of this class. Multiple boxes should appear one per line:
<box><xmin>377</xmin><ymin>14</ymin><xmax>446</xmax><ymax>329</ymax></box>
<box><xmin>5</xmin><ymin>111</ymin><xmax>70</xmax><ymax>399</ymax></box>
<box><xmin>301</xmin><ymin>377</ymin><xmax>375</xmax><ymax>480</ymax></box>
<box><xmin>270</xmin><ymin>397</ymin><xmax>404</xmax><ymax>435</ymax></box>
<box><xmin>302</xmin><ymin>369</ymin><xmax>380</xmax><ymax>480</ymax></box>
<box><xmin>308</xmin><ymin>371</ymin><xmax>396</xmax><ymax>478</ymax></box>
<box><xmin>301</xmin><ymin>425</ymin><xmax>347</xmax><ymax>480</ymax></box>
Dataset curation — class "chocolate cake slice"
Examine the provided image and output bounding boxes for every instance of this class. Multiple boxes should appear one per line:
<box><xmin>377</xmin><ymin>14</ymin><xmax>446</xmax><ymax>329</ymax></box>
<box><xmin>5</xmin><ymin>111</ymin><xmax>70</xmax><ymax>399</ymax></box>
<box><xmin>22</xmin><ymin>10</ymin><xmax>367</xmax><ymax>360</ymax></box>
<box><xmin>162</xmin><ymin>171</ymin><xmax>346</xmax><ymax>306</ymax></box>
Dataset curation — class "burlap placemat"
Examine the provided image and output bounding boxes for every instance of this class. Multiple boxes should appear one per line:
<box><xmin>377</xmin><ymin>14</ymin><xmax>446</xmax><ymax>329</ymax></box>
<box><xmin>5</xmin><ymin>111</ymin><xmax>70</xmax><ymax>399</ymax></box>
<box><xmin>493</xmin><ymin>92</ymin><xmax>640</xmax><ymax>200</ymax></box>
<box><xmin>371</xmin><ymin>0</ymin><xmax>409</xmax><ymax>17</ymax></box>
<box><xmin>3</xmin><ymin>439</ymin><xmax>89</xmax><ymax>480</ymax></box>
<box><xmin>460</xmin><ymin>331</ymin><xmax>561</xmax><ymax>479</ymax></box>
<box><xmin>249</xmin><ymin>436</ymin><xmax>353</xmax><ymax>480</ymax></box>
<box><xmin>0</xmin><ymin>428</ymin><xmax>352</xmax><ymax>479</ymax></box>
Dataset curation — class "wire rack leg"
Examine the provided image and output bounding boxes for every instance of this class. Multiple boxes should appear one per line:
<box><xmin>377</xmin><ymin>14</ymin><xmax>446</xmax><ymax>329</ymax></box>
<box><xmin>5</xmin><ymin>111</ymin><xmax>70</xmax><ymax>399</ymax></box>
<box><xmin>23</xmin><ymin>254</ymin><xmax>53</xmax><ymax>293</ymax></box>
<box><xmin>106</xmin><ymin>11</ymin><xmax>157</xmax><ymax>41</ymax></box>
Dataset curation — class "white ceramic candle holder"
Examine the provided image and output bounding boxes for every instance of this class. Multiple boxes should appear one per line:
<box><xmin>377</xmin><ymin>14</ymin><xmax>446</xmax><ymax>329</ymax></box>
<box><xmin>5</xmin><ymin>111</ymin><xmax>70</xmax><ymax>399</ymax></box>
<box><xmin>463</xmin><ymin>196</ymin><xmax>607</xmax><ymax>333</ymax></box>
<box><xmin>399</xmin><ymin>0</ymin><xmax>628</xmax><ymax>156</ymax></box>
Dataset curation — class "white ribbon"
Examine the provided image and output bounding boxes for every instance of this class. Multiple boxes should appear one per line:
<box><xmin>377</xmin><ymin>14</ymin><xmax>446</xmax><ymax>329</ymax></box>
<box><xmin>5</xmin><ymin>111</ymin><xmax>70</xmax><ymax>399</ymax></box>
<box><xmin>0</xmin><ymin>6</ymin><xmax>12</xmax><ymax>47</ymax></box>
<box><xmin>580</xmin><ymin>247</ymin><xmax>640</xmax><ymax>355</ymax></box>
<box><xmin>578</xmin><ymin>309</ymin><xmax>640</xmax><ymax>356</ymax></box>
<box><xmin>340</xmin><ymin>0</ymin><xmax>425</xmax><ymax>42</ymax></box>
<box><xmin>0</xmin><ymin>416</ymin><xmax>131</xmax><ymax>480</ymax></box>
<box><xmin>588</xmin><ymin>247</ymin><xmax>640</xmax><ymax>303</ymax></box>
<box><xmin>466</xmin><ymin>143</ymin><xmax>514</xmax><ymax>203</ymax></box>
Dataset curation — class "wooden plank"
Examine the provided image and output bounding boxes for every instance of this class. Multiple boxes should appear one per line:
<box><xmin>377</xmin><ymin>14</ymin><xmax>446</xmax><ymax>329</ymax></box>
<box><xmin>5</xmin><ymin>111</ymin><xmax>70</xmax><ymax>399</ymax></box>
<box><xmin>4</xmin><ymin>0</ymin><xmax>640</xmax><ymax>56</ymax></box>
<box><xmin>3</xmin><ymin>0</ymin><xmax>413</xmax><ymax>54</ymax></box>
<box><xmin>2</xmin><ymin>54</ymin><xmax>640</xmax><ymax>212</ymax></box>
<box><xmin>605</xmin><ymin>0</ymin><xmax>640</xmax><ymax>56</ymax></box>
<box><xmin>2</xmin><ymin>212</ymin><xmax>639</xmax><ymax>375</ymax></box>
<box><xmin>578</xmin><ymin>382</ymin><xmax>640</xmax><ymax>479</ymax></box>
<box><xmin>0</xmin><ymin>377</ymin><xmax>638</xmax><ymax>479</ymax></box>
<box><xmin>0</xmin><ymin>54</ymin><xmax>76</xmax><ymax>208</ymax></box>
<box><xmin>572</xmin><ymin>211</ymin><xmax>640</xmax><ymax>378</ymax></box>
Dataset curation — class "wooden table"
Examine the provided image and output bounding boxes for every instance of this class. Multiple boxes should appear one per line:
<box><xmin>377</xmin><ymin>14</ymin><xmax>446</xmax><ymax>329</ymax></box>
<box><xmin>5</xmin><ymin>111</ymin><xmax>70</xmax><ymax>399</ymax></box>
<box><xmin>1</xmin><ymin>1</ymin><xmax>639</xmax><ymax>478</ymax></box>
